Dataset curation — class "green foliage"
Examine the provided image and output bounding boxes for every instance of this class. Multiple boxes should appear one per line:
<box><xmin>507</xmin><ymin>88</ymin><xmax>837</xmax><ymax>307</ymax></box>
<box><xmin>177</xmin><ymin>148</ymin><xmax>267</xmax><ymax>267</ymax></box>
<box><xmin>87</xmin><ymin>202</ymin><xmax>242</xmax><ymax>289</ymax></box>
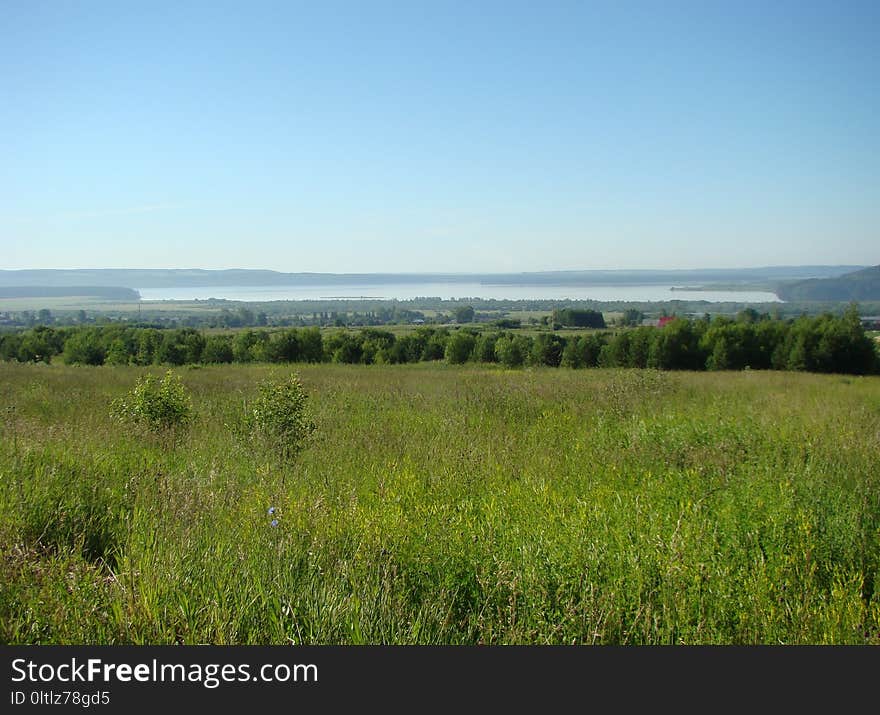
<box><xmin>203</xmin><ymin>335</ymin><xmax>234</xmax><ymax>364</ymax></box>
<box><xmin>109</xmin><ymin>370</ymin><xmax>193</xmax><ymax>434</ymax></box>
<box><xmin>4</xmin><ymin>309</ymin><xmax>878</xmax><ymax>375</ymax></box>
<box><xmin>453</xmin><ymin>305</ymin><xmax>475</xmax><ymax>323</ymax></box>
<box><xmin>551</xmin><ymin>308</ymin><xmax>606</xmax><ymax>328</ymax></box>
<box><xmin>444</xmin><ymin>331</ymin><xmax>477</xmax><ymax>364</ymax></box>
<box><xmin>15</xmin><ymin>326</ymin><xmax>62</xmax><ymax>363</ymax></box>
<box><xmin>388</xmin><ymin>334</ymin><xmax>426</xmax><ymax>364</ymax></box>
<box><xmin>561</xmin><ymin>334</ymin><xmax>604</xmax><ymax>368</ymax></box>
<box><xmin>62</xmin><ymin>329</ymin><xmax>106</xmax><ymax>366</ymax></box>
<box><xmin>155</xmin><ymin>328</ymin><xmax>205</xmax><ymax>365</ymax></box>
<box><xmin>297</xmin><ymin>327</ymin><xmax>324</xmax><ymax>363</ymax></box>
<box><xmin>492</xmin><ymin>318</ymin><xmax>521</xmax><ymax>329</ymax></box>
<box><xmin>105</xmin><ymin>338</ymin><xmax>132</xmax><ymax>366</ymax></box>
<box><xmin>262</xmin><ymin>327</ymin><xmax>324</xmax><ymax>364</ymax></box>
<box><xmin>232</xmin><ymin>330</ymin><xmax>269</xmax><ymax>363</ymax></box>
<box><xmin>325</xmin><ymin>331</ymin><xmax>363</xmax><ymax>364</ymax></box>
<box><xmin>245</xmin><ymin>373</ymin><xmax>316</xmax><ymax>460</ymax></box>
<box><xmin>648</xmin><ymin>319</ymin><xmax>707</xmax><ymax>370</ymax></box>
<box><xmin>778</xmin><ymin>265</ymin><xmax>880</xmax><ymax>301</ymax></box>
<box><xmin>473</xmin><ymin>333</ymin><xmax>499</xmax><ymax>363</ymax></box>
<box><xmin>420</xmin><ymin>330</ymin><xmax>449</xmax><ymax>361</ymax></box>
<box><xmin>494</xmin><ymin>334</ymin><xmax>532</xmax><ymax>367</ymax></box>
<box><xmin>531</xmin><ymin>333</ymin><xmax>565</xmax><ymax>366</ymax></box>
<box><xmin>265</xmin><ymin>329</ymin><xmax>303</xmax><ymax>363</ymax></box>
<box><xmin>359</xmin><ymin>329</ymin><xmax>396</xmax><ymax>365</ymax></box>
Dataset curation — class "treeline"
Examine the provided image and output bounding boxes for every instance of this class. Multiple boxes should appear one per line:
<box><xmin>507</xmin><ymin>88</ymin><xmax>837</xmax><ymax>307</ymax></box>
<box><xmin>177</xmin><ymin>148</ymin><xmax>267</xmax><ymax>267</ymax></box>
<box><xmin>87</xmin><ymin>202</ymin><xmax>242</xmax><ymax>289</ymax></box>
<box><xmin>0</xmin><ymin>305</ymin><xmax>430</xmax><ymax>330</ymax></box>
<box><xmin>1</xmin><ymin>308</ymin><xmax>877</xmax><ymax>375</ymax></box>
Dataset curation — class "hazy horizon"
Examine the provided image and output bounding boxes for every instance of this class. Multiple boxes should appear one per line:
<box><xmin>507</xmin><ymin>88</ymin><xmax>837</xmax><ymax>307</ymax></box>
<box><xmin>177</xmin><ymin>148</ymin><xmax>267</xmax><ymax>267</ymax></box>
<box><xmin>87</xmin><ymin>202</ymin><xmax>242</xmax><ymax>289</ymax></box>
<box><xmin>4</xmin><ymin>2</ymin><xmax>879</xmax><ymax>272</ymax></box>
<box><xmin>0</xmin><ymin>264</ymin><xmax>870</xmax><ymax>276</ymax></box>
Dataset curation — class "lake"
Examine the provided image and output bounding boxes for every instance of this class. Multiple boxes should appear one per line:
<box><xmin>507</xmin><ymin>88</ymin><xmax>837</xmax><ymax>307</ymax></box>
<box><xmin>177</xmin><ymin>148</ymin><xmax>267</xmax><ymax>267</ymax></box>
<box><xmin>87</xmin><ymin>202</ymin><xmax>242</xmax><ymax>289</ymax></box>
<box><xmin>137</xmin><ymin>282</ymin><xmax>782</xmax><ymax>303</ymax></box>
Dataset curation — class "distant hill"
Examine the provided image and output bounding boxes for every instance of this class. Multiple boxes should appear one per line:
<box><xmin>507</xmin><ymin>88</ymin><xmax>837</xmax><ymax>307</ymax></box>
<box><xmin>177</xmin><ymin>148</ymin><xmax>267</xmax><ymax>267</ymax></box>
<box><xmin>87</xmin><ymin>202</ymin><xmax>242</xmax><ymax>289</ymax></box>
<box><xmin>776</xmin><ymin>266</ymin><xmax>880</xmax><ymax>301</ymax></box>
<box><xmin>0</xmin><ymin>266</ymin><xmax>865</xmax><ymax>289</ymax></box>
<box><xmin>0</xmin><ymin>286</ymin><xmax>140</xmax><ymax>300</ymax></box>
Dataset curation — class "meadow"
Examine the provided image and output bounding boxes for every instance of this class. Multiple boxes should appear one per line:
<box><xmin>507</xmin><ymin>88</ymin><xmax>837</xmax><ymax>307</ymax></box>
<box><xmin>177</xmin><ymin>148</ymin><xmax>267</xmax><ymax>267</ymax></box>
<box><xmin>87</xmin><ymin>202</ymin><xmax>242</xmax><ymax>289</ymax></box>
<box><xmin>1</xmin><ymin>361</ymin><xmax>878</xmax><ymax>644</ymax></box>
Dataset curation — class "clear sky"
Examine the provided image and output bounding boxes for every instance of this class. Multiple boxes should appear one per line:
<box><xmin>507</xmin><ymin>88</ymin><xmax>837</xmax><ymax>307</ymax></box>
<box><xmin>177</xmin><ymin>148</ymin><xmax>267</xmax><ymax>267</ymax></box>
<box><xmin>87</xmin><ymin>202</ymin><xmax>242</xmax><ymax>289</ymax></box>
<box><xmin>3</xmin><ymin>1</ymin><xmax>878</xmax><ymax>272</ymax></box>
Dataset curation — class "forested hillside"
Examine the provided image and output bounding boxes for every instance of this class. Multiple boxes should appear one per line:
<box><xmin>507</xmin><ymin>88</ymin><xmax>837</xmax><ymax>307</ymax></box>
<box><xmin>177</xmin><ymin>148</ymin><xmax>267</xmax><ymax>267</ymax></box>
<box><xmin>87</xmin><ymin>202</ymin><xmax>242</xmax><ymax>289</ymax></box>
<box><xmin>778</xmin><ymin>265</ymin><xmax>880</xmax><ymax>301</ymax></box>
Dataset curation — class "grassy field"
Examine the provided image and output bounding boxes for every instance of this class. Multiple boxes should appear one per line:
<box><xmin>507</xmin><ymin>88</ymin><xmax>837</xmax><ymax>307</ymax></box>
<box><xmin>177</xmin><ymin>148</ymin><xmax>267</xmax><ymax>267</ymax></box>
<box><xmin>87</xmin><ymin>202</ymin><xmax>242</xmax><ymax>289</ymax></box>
<box><xmin>0</xmin><ymin>296</ymin><xmax>139</xmax><ymax>312</ymax></box>
<box><xmin>1</xmin><ymin>362</ymin><xmax>879</xmax><ymax>644</ymax></box>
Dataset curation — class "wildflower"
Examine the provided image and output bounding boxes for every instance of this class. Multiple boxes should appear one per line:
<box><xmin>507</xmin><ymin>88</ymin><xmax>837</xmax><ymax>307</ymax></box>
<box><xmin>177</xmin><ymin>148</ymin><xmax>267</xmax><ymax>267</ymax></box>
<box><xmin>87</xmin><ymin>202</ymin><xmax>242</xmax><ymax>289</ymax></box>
<box><xmin>271</xmin><ymin>519</ymin><xmax>279</xmax><ymax>528</ymax></box>
<box><xmin>268</xmin><ymin>506</ymin><xmax>276</xmax><ymax>515</ymax></box>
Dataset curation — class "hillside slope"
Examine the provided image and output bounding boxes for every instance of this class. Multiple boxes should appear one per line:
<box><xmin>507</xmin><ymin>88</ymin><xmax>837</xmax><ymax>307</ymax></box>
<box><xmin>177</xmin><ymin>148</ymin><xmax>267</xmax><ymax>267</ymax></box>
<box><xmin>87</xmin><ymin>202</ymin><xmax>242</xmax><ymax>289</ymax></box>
<box><xmin>777</xmin><ymin>265</ymin><xmax>880</xmax><ymax>301</ymax></box>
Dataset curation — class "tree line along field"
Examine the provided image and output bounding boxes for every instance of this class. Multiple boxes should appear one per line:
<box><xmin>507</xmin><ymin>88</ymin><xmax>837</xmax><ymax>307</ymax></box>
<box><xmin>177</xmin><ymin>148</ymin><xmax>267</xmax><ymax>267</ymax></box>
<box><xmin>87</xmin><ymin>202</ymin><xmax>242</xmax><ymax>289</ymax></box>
<box><xmin>1</xmin><ymin>361</ymin><xmax>879</xmax><ymax>644</ymax></box>
<box><xmin>2</xmin><ymin>307</ymin><xmax>878</xmax><ymax>375</ymax></box>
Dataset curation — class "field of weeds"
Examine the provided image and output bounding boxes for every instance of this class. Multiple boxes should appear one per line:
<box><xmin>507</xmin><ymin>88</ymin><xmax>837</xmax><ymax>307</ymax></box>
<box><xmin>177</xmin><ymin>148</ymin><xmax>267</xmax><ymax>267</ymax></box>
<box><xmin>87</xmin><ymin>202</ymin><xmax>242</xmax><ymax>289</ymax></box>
<box><xmin>1</xmin><ymin>362</ymin><xmax>878</xmax><ymax>644</ymax></box>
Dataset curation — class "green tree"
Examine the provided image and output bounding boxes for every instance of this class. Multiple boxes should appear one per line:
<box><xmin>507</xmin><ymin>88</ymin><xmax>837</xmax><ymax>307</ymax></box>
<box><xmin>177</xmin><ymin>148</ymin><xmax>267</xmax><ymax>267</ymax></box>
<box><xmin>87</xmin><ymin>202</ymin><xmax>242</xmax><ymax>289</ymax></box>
<box><xmin>389</xmin><ymin>334</ymin><xmax>426</xmax><ymax>364</ymax></box>
<box><xmin>706</xmin><ymin>337</ymin><xmax>731</xmax><ymax>371</ymax></box>
<box><xmin>110</xmin><ymin>371</ymin><xmax>193</xmax><ymax>435</ymax></box>
<box><xmin>298</xmin><ymin>327</ymin><xmax>324</xmax><ymax>363</ymax></box>
<box><xmin>648</xmin><ymin>319</ymin><xmax>706</xmax><ymax>370</ymax></box>
<box><xmin>155</xmin><ymin>328</ymin><xmax>206</xmax><ymax>364</ymax></box>
<box><xmin>62</xmin><ymin>329</ymin><xmax>106</xmax><ymax>365</ymax></box>
<box><xmin>531</xmin><ymin>333</ymin><xmax>565</xmax><ymax>366</ymax></box>
<box><xmin>135</xmin><ymin>329</ymin><xmax>163</xmax><ymax>365</ymax></box>
<box><xmin>0</xmin><ymin>334</ymin><xmax>23</xmax><ymax>362</ymax></box>
<box><xmin>495</xmin><ymin>335</ymin><xmax>531</xmax><ymax>368</ymax></box>
<box><xmin>233</xmin><ymin>330</ymin><xmax>269</xmax><ymax>363</ymax></box>
<box><xmin>203</xmin><ymin>335</ymin><xmax>234</xmax><ymax>363</ymax></box>
<box><xmin>245</xmin><ymin>374</ymin><xmax>316</xmax><ymax>461</ymax></box>
<box><xmin>267</xmin><ymin>329</ymin><xmax>302</xmax><ymax>363</ymax></box>
<box><xmin>627</xmin><ymin>328</ymin><xmax>653</xmax><ymax>368</ymax></box>
<box><xmin>420</xmin><ymin>330</ymin><xmax>448</xmax><ymax>361</ymax></box>
<box><xmin>360</xmin><ymin>329</ymin><xmax>396</xmax><ymax>364</ymax></box>
<box><xmin>473</xmin><ymin>333</ymin><xmax>499</xmax><ymax>363</ymax></box>
<box><xmin>445</xmin><ymin>331</ymin><xmax>477</xmax><ymax>364</ymax></box>
<box><xmin>105</xmin><ymin>338</ymin><xmax>132</xmax><ymax>366</ymax></box>
<box><xmin>551</xmin><ymin>308</ymin><xmax>606</xmax><ymax>328</ymax></box>
<box><xmin>17</xmin><ymin>327</ymin><xmax>61</xmax><ymax>363</ymax></box>
<box><xmin>324</xmin><ymin>332</ymin><xmax>363</xmax><ymax>364</ymax></box>
<box><xmin>560</xmin><ymin>334</ymin><xmax>605</xmax><ymax>368</ymax></box>
<box><xmin>453</xmin><ymin>305</ymin><xmax>475</xmax><ymax>323</ymax></box>
<box><xmin>600</xmin><ymin>332</ymin><xmax>631</xmax><ymax>367</ymax></box>
<box><xmin>736</xmin><ymin>308</ymin><xmax>761</xmax><ymax>324</ymax></box>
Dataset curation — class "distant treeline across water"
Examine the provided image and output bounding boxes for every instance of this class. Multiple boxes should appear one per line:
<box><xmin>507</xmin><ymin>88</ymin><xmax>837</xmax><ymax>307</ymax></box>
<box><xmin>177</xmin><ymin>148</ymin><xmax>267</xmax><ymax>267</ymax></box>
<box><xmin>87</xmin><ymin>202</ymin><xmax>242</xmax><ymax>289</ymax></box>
<box><xmin>3</xmin><ymin>308</ymin><xmax>877</xmax><ymax>375</ymax></box>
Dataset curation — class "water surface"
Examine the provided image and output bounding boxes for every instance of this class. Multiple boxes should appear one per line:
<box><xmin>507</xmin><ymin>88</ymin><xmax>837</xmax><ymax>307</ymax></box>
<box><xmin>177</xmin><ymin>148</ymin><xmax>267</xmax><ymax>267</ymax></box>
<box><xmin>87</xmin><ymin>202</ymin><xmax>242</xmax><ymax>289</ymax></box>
<box><xmin>138</xmin><ymin>282</ymin><xmax>782</xmax><ymax>303</ymax></box>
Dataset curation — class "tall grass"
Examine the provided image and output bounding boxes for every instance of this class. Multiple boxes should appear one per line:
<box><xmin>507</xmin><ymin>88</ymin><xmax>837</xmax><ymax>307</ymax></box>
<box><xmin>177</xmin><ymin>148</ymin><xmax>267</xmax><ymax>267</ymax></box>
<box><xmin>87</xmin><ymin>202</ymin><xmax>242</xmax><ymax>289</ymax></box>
<box><xmin>1</xmin><ymin>362</ymin><xmax>878</xmax><ymax>644</ymax></box>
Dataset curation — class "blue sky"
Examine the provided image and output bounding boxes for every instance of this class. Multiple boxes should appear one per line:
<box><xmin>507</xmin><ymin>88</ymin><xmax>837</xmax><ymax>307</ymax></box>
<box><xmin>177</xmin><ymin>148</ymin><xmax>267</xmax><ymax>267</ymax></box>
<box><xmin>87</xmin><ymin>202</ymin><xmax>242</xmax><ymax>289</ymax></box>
<box><xmin>2</xmin><ymin>1</ymin><xmax>878</xmax><ymax>272</ymax></box>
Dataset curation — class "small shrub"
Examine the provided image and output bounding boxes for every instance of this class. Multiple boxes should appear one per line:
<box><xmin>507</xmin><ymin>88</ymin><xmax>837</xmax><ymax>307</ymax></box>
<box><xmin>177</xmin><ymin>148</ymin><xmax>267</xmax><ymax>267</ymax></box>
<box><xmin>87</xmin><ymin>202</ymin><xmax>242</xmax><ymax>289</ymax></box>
<box><xmin>244</xmin><ymin>373</ymin><xmax>316</xmax><ymax>460</ymax></box>
<box><xmin>110</xmin><ymin>370</ymin><xmax>193</xmax><ymax>434</ymax></box>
